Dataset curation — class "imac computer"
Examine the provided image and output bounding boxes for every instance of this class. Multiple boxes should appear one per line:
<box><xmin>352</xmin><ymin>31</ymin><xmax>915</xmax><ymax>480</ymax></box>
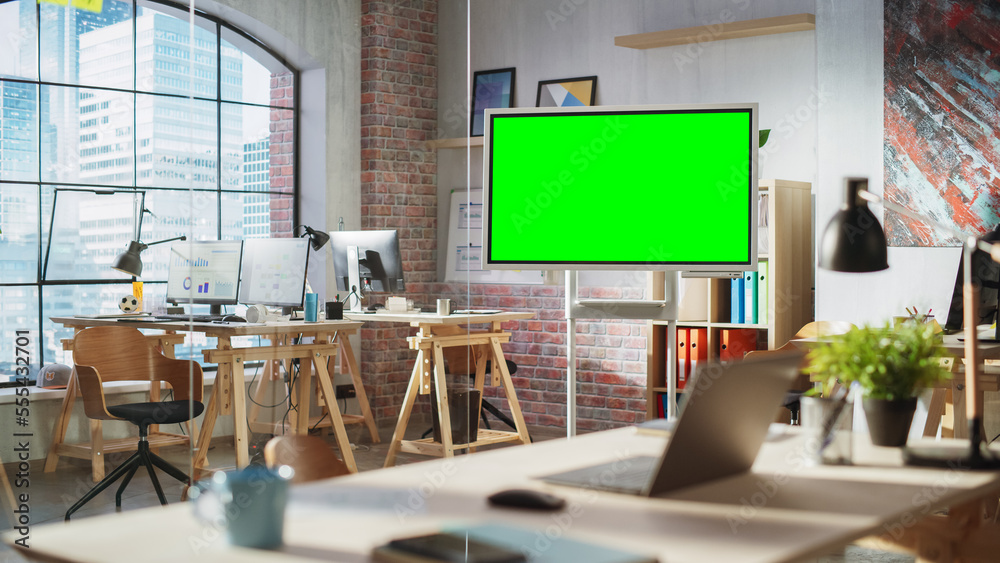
<box><xmin>164</xmin><ymin>240</ymin><xmax>244</xmax><ymax>316</ymax></box>
<box><xmin>331</xmin><ymin>230</ymin><xmax>406</xmax><ymax>310</ymax></box>
<box><xmin>238</xmin><ymin>237</ymin><xmax>311</xmax><ymax>314</ymax></box>
<box><xmin>945</xmin><ymin>225</ymin><xmax>1000</xmax><ymax>341</ymax></box>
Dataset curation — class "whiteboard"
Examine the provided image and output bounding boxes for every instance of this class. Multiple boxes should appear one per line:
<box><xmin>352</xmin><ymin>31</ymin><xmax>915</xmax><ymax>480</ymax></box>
<box><xmin>445</xmin><ymin>188</ymin><xmax>544</xmax><ymax>284</ymax></box>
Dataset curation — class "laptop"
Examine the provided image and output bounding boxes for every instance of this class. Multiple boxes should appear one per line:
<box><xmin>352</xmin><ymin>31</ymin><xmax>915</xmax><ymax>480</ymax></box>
<box><xmin>539</xmin><ymin>350</ymin><xmax>804</xmax><ymax>497</ymax></box>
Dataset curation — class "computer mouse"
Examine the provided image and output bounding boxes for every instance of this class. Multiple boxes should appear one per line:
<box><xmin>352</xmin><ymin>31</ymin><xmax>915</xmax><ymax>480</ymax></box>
<box><xmin>367</xmin><ymin>303</ymin><xmax>384</xmax><ymax>311</ymax></box>
<box><xmin>487</xmin><ymin>488</ymin><xmax>565</xmax><ymax>511</ymax></box>
<box><xmin>222</xmin><ymin>315</ymin><xmax>246</xmax><ymax>323</ymax></box>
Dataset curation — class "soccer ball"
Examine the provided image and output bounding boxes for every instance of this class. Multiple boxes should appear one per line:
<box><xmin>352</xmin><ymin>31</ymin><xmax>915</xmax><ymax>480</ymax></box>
<box><xmin>119</xmin><ymin>295</ymin><xmax>140</xmax><ymax>313</ymax></box>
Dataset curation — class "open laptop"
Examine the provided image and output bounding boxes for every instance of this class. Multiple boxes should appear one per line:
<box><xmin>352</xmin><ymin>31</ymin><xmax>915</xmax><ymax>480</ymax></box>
<box><xmin>539</xmin><ymin>350</ymin><xmax>804</xmax><ymax>497</ymax></box>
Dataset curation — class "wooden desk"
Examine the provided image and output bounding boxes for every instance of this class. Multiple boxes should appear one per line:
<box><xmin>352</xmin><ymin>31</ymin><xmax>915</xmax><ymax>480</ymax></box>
<box><xmin>47</xmin><ymin>317</ymin><xmax>375</xmax><ymax>479</ymax></box>
<box><xmin>346</xmin><ymin>310</ymin><xmax>533</xmax><ymax>467</ymax></box>
<box><xmin>8</xmin><ymin>427</ymin><xmax>1000</xmax><ymax>562</ymax></box>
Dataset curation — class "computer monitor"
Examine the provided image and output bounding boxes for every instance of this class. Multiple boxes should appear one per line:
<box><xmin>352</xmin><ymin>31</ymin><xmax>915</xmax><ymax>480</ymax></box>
<box><xmin>238</xmin><ymin>237</ymin><xmax>311</xmax><ymax>309</ymax></box>
<box><xmin>165</xmin><ymin>240</ymin><xmax>244</xmax><ymax>315</ymax></box>
<box><xmin>482</xmin><ymin>103</ymin><xmax>758</xmax><ymax>273</ymax></box>
<box><xmin>331</xmin><ymin>230</ymin><xmax>406</xmax><ymax>295</ymax></box>
<box><xmin>944</xmin><ymin>225</ymin><xmax>1000</xmax><ymax>341</ymax></box>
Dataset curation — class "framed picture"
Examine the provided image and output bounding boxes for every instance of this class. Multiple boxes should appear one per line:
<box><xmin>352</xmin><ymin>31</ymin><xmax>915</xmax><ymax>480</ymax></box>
<box><xmin>536</xmin><ymin>75</ymin><xmax>598</xmax><ymax>107</ymax></box>
<box><xmin>471</xmin><ymin>67</ymin><xmax>515</xmax><ymax>137</ymax></box>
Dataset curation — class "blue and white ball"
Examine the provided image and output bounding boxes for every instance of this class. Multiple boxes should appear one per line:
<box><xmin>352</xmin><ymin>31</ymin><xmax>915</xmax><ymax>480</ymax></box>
<box><xmin>119</xmin><ymin>295</ymin><xmax>140</xmax><ymax>313</ymax></box>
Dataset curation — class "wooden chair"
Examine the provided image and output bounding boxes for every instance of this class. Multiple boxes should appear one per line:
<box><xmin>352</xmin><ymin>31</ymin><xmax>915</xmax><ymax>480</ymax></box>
<box><xmin>263</xmin><ymin>434</ymin><xmax>350</xmax><ymax>484</ymax></box>
<box><xmin>65</xmin><ymin>326</ymin><xmax>204</xmax><ymax>520</ymax></box>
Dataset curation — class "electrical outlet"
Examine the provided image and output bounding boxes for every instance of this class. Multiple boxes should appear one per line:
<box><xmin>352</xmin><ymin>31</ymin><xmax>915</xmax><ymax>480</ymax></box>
<box><xmin>335</xmin><ymin>385</ymin><xmax>357</xmax><ymax>400</ymax></box>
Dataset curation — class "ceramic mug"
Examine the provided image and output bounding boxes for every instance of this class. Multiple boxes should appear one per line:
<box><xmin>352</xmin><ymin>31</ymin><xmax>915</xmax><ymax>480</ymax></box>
<box><xmin>190</xmin><ymin>465</ymin><xmax>294</xmax><ymax>549</ymax></box>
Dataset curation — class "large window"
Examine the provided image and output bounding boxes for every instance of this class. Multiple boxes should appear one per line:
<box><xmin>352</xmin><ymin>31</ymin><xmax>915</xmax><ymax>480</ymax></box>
<box><xmin>0</xmin><ymin>0</ymin><xmax>297</xmax><ymax>383</ymax></box>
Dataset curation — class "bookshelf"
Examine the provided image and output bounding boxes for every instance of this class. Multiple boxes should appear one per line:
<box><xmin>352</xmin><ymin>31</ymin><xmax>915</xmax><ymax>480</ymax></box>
<box><xmin>614</xmin><ymin>13</ymin><xmax>816</xmax><ymax>50</ymax></box>
<box><xmin>645</xmin><ymin>179</ymin><xmax>813</xmax><ymax>418</ymax></box>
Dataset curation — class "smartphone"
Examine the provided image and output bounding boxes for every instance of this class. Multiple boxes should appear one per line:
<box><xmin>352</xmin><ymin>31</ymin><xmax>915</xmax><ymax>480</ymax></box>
<box><xmin>374</xmin><ymin>532</ymin><xmax>527</xmax><ymax>563</ymax></box>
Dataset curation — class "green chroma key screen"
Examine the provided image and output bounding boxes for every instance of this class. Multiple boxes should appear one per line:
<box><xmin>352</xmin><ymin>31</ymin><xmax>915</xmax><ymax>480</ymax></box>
<box><xmin>484</xmin><ymin>106</ymin><xmax>756</xmax><ymax>271</ymax></box>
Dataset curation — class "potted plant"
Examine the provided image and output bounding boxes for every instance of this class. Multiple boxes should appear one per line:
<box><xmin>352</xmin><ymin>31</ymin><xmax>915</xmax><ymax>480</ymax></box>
<box><xmin>804</xmin><ymin>319</ymin><xmax>950</xmax><ymax>447</ymax></box>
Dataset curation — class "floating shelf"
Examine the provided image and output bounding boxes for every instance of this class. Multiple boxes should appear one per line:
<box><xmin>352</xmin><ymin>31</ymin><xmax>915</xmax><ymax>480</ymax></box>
<box><xmin>428</xmin><ymin>136</ymin><xmax>485</xmax><ymax>150</ymax></box>
<box><xmin>614</xmin><ymin>13</ymin><xmax>815</xmax><ymax>50</ymax></box>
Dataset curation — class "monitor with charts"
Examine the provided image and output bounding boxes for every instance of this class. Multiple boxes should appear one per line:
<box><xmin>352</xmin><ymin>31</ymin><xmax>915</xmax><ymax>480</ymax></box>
<box><xmin>165</xmin><ymin>240</ymin><xmax>244</xmax><ymax>315</ymax></box>
<box><xmin>238</xmin><ymin>237</ymin><xmax>311</xmax><ymax>309</ymax></box>
<box><xmin>538</xmin><ymin>351</ymin><xmax>803</xmax><ymax>497</ymax></box>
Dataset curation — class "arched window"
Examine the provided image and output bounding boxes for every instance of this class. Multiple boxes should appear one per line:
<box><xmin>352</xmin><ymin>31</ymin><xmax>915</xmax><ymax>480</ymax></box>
<box><xmin>0</xmin><ymin>0</ymin><xmax>298</xmax><ymax>382</ymax></box>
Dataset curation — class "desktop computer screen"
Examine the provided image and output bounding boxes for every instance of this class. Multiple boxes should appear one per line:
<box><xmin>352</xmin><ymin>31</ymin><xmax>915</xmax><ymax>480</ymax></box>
<box><xmin>238</xmin><ymin>237</ymin><xmax>311</xmax><ymax>308</ymax></box>
<box><xmin>165</xmin><ymin>240</ymin><xmax>244</xmax><ymax>313</ymax></box>
<box><xmin>331</xmin><ymin>230</ymin><xmax>406</xmax><ymax>294</ymax></box>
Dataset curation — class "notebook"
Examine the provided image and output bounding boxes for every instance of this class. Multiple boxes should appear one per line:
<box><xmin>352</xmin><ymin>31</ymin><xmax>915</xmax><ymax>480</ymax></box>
<box><xmin>539</xmin><ymin>350</ymin><xmax>804</xmax><ymax>497</ymax></box>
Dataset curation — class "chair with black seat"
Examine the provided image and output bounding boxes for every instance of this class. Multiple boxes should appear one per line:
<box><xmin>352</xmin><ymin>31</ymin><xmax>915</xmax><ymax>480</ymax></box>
<box><xmin>65</xmin><ymin>325</ymin><xmax>204</xmax><ymax>521</ymax></box>
<box><xmin>440</xmin><ymin>342</ymin><xmax>521</xmax><ymax>432</ymax></box>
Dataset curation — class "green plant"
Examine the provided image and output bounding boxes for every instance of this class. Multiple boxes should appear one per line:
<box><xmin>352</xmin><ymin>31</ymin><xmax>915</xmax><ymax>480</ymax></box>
<box><xmin>804</xmin><ymin>320</ymin><xmax>950</xmax><ymax>400</ymax></box>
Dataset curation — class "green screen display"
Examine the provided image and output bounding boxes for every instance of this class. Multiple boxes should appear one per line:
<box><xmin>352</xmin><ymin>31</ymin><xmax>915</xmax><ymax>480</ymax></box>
<box><xmin>484</xmin><ymin>106</ymin><xmax>756</xmax><ymax>271</ymax></box>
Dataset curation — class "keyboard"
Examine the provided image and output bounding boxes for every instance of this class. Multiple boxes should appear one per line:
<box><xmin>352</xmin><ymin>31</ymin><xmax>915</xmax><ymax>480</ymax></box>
<box><xmin>153</xmin><ymin>313</ymin><xmax>227</xmax><ymax>322</ymax></box>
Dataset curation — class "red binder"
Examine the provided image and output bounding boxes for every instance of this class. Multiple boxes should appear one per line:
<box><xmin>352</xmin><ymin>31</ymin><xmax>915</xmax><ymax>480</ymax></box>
<box><xmin>675</xmin><ymin>328</ymin><xmax>690</xmax><ymax>390</ymax></box>
<box><xmin>719</xmin><ymin>328</ymin><xmax>758</xmax><ymax>362</ymax></box>
<box><xmin>688</xmin><ymin>328</ymin><xmax>708</xmax><ymax>384</ymax></box>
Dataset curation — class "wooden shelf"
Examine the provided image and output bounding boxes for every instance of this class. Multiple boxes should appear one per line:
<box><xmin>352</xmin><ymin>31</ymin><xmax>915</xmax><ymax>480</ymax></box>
<box><xmin>428</xmin><ymin>136</ymin><xmax>485</xmax><ymax>150</ymax></box>
<box><xmin>615</xmin><ymin>13</ymin><xmax>815</xmax><ymax>50</ymax></box>
<box><xmin>398</xmin><ymin>429</ymin><xmax>524</xmax><ymax>456</ymax></box>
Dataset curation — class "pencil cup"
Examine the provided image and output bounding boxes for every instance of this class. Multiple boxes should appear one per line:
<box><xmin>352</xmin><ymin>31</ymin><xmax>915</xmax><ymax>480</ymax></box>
<box><xmin>800</xmin><ymin>396</ymin><xmax>853</xmax><ymax>466</ymax></box>
<box><xmin>190</xmin><ymin>465</ymin><xmax>294</xmax><ymax>550</ymax></box>
<box><xmin>304</xmin><ymin>293</ymin><xmax>318</xmax><ymax>322</ymax></box>
<box><xmin>326</xmin><ymin>301</ymin><xmax>344</xmax><ymax>320</ymax></box>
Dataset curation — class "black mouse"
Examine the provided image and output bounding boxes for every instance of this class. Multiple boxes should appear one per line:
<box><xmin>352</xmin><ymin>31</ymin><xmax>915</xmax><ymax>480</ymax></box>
<box><xmin>487</xmin><ymin>488</ymin><xmax>565</xmax><ymax>511</ymax></box>
<box><xmin>222</xmin><ymin>315</ymin><xmax>246</xmax><ymax>323</ymax></box>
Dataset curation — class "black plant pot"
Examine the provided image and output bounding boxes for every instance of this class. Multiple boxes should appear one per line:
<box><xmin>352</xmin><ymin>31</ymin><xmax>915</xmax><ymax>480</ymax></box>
<box><xmin>862</xmin><ymin>397</ymin><xmax>917</xmax><ymax>447</ymax></box>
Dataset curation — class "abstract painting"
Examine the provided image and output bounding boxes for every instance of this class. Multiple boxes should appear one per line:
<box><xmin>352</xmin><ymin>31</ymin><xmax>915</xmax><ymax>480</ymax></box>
<box><xmin>536</xmin><ymin>75</ymin><xmax>597</xmax><ymax>107</ymax></box>
<box><xmin>471</xmin><ymin>67</ymin><xmax>515</xmax><ymax>137</ymax></box>
<box><xmin>884</xmin><ymin>0</ymin><xmax>1000</xmax><ymax>246</ymax></box>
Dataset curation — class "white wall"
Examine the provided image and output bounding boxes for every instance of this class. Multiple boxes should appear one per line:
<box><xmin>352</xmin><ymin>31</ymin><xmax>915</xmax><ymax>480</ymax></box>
<box><xmin>815</xmin><ymin>0</ymin><xmax>961</xmax><ymax>325</ymax></box>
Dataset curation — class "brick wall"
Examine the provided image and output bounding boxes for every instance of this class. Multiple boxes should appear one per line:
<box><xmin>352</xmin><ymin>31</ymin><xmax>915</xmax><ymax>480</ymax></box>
<box><xmin>358</xmin><ymin>0</ymin><xmax>648</xmax><ymax>432</ymax></box>
<box><xmin>270</xmin><ymin>71</ymin><xmax>294</xmax><ymax>236</ymax></box>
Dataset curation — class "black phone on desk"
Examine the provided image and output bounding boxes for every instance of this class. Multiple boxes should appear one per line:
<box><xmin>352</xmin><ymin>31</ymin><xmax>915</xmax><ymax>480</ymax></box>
<box><xmin>373</xmin><ymin>532</ymin><xmax>526</xmax><ymax>563</ymax></box>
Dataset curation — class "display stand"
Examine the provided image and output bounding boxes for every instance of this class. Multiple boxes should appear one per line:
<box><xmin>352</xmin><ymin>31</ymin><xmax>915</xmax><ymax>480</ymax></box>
<box><xmin>565</xmin><ymin>271</ymin><xmax>680</xmax><ymax>436</ymax></box>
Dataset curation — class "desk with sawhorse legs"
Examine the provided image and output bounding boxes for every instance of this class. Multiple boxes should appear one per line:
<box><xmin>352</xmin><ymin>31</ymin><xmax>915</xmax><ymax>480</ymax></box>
<box><xmin>47</xmin><ymin>317</ymin><xmax>376</xmax><ymax>480</ymax></box>
<box><xmin>346</xmin><ymin>310</ymin><xmax>533</xmax><ymax>467</ymax></box>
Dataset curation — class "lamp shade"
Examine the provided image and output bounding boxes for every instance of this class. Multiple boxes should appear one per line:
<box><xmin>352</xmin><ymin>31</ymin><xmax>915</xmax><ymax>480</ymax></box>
<box><xmin>818</xmin><ymin>178</ymin><xmax>889</xmax><ymax>273</ymax></box>
<box><xmin>111</xmin><ymin>240</ymin><xmax>147</xmax><ymax>277</ymax></box>
<box><xmin>301</xmin><ymin>225</ymin><xmax>330</xmax><ymax>251</ymax></box>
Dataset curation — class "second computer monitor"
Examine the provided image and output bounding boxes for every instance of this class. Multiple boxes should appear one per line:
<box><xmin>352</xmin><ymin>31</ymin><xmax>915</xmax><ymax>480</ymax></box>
<box><xmin>331</xmin><ymin>230</ymin><xmax>406</xmax><ymax>294</ymax></box>
<box><xmin>238</xmin><ymin>238</ymin><xmax>311</xmax><ymax>308</ymax></box>
<box><xmin>165</xmin><ymin>240</ymin><xmax>244</xmax><ymax>314</ymax></box>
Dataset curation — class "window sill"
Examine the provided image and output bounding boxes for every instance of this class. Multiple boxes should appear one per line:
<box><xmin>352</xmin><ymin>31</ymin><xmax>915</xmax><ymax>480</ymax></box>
<box><xmin>0</xmin><ymin>373</ymin><xmax>219</xmax><ymax>405</ymax></box>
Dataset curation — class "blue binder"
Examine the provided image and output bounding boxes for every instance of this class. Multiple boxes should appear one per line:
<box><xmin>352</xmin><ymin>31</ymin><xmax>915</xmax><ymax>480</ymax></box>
<box><xmin>730</xmin><ymin>276</ymin><xmax>745</xmax><ymax>323</ymax></box>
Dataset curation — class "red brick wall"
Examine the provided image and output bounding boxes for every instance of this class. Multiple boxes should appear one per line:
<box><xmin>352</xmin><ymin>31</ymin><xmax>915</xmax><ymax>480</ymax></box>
<box><xmin>270</xmin><ymin>71</ymin><xmax>294</xmax><ymax>236</ymax></box>
<box><xmin>358</xmin><ymin>0</ymin><xmax>648</xmax><ymax>432</ymax></box>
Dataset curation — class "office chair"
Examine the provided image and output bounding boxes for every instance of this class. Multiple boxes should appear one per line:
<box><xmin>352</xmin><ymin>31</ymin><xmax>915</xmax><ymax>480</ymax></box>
<box><xmin>65</xmin><ymin>326</ymin><xmax>204</xmax><ymax>520</ymax></box>
<box><xmin>264</xmin><ymin>434</ymin><xmax>350</xmax><ymax>484</ymax></box>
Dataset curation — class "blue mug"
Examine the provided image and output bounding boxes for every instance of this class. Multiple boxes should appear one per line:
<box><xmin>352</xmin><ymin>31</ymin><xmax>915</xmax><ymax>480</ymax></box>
<box><xmin>304</xmin><ymin>292</ymin><xmax>318</xmax><ymax>322</ymax></box>
<box><xmin>191</xmin><ymin>465</ymin><xmax>294</xmax><ymax>549</ymax></box>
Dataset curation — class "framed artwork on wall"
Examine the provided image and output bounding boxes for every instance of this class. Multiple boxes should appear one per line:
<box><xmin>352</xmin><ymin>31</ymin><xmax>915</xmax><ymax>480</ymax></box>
<box><xmin>471</xmin><ymin>67</ymin><xmax>515</xmax><ymax>137</ymax></box>
<box><xmin>536</xmin><ymin>75</ymin><xmax>597</xmax><ymax>107</ymax></box>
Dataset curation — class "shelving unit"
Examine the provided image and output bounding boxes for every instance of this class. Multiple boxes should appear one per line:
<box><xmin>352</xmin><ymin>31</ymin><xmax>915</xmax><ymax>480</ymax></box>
<box><xmin>614</xmin><ymin>13</ymin><xmax>815</xmax><ymax>50</ymax></box>
<box><xmin>428</xmin><ymin>136</ymin><xmax>484</xmax><ymax>150</ymax></box>
<box><xmin>645</xmin><ymin>179</ymin><xmax>813</xmax><ymax>418</ymax></box>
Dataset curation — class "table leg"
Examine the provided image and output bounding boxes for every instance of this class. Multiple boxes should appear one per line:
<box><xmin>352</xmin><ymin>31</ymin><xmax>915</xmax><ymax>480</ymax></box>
<box><xmin>384</xmin><ymin>352</ymin><xmax>425</xmax><ymax>468</ymax></box>
<box><xmin>488</xmin><ymin>337</ymin><xmax>531</xmax><ymax>445</ymax></box>
<box><xmin>314</xmin><ymin>353</ymin><xmax>357</xmax><ymax>472</ymax></box>
<box><xmin>923</xmin><ymin>388</ymin><xmax>947</xmax><ymax>438</ymax></box>
<box><xmin>89</xmin><ymin>420</ymin><xmax>104</xmax><ymax>482</ymax></box>
<box><xmin>44</xmin><ymin>373</ymin><xmax>79</xmax><ymax>473</ymax></box>
<box><xmin>432</xmin><ymin>342</ymin><xmax>455</xmax><ymax>457</ymax></box>
<box><xmin>336</xmin><ymin>333</ymin><xmax>380</xmax><ymax>443</ymax></box>
<box><xmin>192</xmin><ymin>375</ymin><xmax>221</xmax><ymax>472</ymax></box>
<box><xmin>293</xmin><ymin>356</ymin><xmax>314</xmax><ymax>435</ymax></box>
<box><xmin>230</xmin><ymin>357</ymin><xmax>250</xmax><ymax>468</ymax></box>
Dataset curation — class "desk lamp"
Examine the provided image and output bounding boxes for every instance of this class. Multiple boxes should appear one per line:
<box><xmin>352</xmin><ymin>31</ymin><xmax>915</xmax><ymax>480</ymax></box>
<box><xmin>819</xmin><ymin>177</ymin><xmax>999</xmax><ymax>468</ymax></box>
<box><xmin>299</xmin><ymin>225</ymin><xmax>331</xmax><ymax>251</ymax></box>
<box><xmin>111</xmin><ymin>236</ymin><xmax>187</xmax><ymax>277</ymax></box>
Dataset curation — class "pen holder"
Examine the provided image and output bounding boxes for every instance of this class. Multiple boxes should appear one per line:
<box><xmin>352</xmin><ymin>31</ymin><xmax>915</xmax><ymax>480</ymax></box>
<box><xmin>800</xmin><ymin>396</ymin><xmax>853</xmax><ymax>465</ymax></box>
<box><xmin>326</xmin><ymin>301</ymin><xmax>344</xmax><ymax>320</ymax></box>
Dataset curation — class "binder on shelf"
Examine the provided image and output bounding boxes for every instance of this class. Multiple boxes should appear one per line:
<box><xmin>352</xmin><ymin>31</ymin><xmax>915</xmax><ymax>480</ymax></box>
<box><xmin>757</xmin><ymin>261</ymin><xmax>769</xmax><ymax>325</ymax></box>
<box><xmin>758</xmin><ymin>192</ymin><xmax>770</xmax><ymax>254</ymax></box>
<box><xmin>676</xmin><ymin>328</ymin><xmax>690</xmax><ymax>390</ymax></box>
<box><xmin>730</xmin><ymin>276</ymin><xmax>745</xmax><ymax>323</ymax></box>
<box><xmin>720</xmin><ymin>328</ymin><xmax>759</xmax><ymax>362</ymax></box>
<box><xmin>657</xmin><ymin>392</ymin><xmax>666</xmax><ymax>418</ymax></box>
<box><xmin>678</xmin><ymin>277</ymin><xmax>709</xmax><ymax>321</ymax></box>
<box><xmin>744</xmin><ymin>271</ymin><xmax>758</xmax><ymax>324</ymax></box>
<box><xmin>688</xmin><ymin>328</ymin><xmax>708</xmax><ymax>383</ymax></box>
